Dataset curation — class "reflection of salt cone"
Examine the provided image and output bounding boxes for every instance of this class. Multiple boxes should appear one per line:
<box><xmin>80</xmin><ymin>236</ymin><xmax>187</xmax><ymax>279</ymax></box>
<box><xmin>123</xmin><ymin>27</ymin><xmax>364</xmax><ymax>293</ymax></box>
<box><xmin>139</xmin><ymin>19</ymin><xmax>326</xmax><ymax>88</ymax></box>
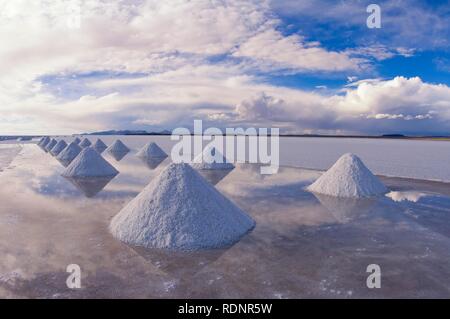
<box><xmin>93</xmin><ymin>138</ymin><xmax>108</xmax><ymax>153</ymax></box>
<box><xmin>106</xmin><ymin>140</ymin><xmax>130</xmax><ymax>162</ymax></box>
<box><xmin>132</xmin><ymin>246</ymin><xmax>226</xmax><ymax>278</ymax></box>
<box><xmin>138</xmin><ymin>156</ymin><xmax>167</xmax><ymax>170</ymax></box>
<box><xmin>63</xmin><ymin>176</ymin><xmax>115</xmax><ymax>198</ymax></box>
<box><xmin>79</xmin><ymin>138</ymin><xmax>92</xmax><ymax>148</ymax></box>
<box><xmin>197</xmin><ymin>168</ymin><xmax>233</xmax><ymax>185</ymax></box>
<box><xmin>312</xmin><ymin>193</ymin><xmax>376</xmax><ymax>223</ymax></box>
<box><xmin>109</xmin><ymin>150</ymin><xmax>129</xmax><ymax>161</ymax></box>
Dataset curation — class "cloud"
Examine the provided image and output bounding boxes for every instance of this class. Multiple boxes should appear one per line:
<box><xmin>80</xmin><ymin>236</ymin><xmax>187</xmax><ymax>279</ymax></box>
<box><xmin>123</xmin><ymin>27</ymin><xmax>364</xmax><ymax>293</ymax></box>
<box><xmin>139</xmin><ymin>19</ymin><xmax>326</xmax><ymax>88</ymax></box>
<box><xmin>208</xmin><ymin>76</ymin><xmax>450</xmax><ymax>135</ymax></box>
<box><xmin>270</xmin><ymin>0</ymin><xmax>450</xmax><ymax>50</ymax></box>
<box><xmin>235</xmin><ymin>92</ymin><xmax>285</xmax><ymax>120</ymax></box>
<box><xmin>0</xmin><ymin>1</ymin><xmax>449</xmax><ymax>136</ymax></box>
<box><xmin>233</xmin><ymin>29</ymin><xmax>364</xmax><ymax>72</ymax></box>
<box><xmin>345</xmin><ymin>45</ymin><xmax>415</xmax><ymax>61</ymax></box>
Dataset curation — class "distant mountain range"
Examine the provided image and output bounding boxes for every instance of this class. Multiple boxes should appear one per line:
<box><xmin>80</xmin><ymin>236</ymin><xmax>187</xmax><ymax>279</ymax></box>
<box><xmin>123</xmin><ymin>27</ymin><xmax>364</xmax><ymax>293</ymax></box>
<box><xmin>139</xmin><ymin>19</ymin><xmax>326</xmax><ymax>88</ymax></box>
<box><xmin>84</xmin><ymin>129</ymin><xmax>172</xmax><ymax>136</ymax></box>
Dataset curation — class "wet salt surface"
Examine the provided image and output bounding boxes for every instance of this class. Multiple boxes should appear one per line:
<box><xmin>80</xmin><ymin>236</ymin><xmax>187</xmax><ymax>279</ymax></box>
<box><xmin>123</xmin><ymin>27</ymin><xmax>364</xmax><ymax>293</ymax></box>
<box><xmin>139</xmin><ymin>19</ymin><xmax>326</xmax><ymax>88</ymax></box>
<box><xmin>0</xmin><ymin>144</ymin><xmax>449</xmax><ymax>298</ymax></box>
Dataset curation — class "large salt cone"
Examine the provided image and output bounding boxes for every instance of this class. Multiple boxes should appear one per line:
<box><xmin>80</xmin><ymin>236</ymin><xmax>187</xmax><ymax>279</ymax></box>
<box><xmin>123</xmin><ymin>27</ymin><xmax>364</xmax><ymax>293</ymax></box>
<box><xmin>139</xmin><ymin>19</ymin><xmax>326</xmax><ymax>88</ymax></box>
<box><xmin>307</xmin><ymin>153</ymin><xmax>388</xmax><ymax>198</ymax></box>
<box><xmin>110</xmin><ymin>163</ymin><xmax>255</xmax><ymax>250</ymax></box>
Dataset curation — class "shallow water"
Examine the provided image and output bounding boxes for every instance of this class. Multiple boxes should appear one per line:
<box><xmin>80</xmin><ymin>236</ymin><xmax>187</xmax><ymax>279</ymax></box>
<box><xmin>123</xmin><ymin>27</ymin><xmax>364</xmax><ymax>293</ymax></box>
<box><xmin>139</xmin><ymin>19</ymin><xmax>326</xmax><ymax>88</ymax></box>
<box><xmin>0</xmin><ymin>143</ymin><xmax>449</xmax><ymax>298</ymax></box>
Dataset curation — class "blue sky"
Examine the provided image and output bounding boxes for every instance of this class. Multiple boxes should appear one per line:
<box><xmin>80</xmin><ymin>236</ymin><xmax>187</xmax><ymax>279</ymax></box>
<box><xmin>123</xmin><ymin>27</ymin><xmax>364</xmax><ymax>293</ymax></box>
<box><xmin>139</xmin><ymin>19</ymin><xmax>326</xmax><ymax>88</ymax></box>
<box><xmin>0</xmin><ymin>0</ymin><xmax>449</xmax><ymax>135</ymax></box>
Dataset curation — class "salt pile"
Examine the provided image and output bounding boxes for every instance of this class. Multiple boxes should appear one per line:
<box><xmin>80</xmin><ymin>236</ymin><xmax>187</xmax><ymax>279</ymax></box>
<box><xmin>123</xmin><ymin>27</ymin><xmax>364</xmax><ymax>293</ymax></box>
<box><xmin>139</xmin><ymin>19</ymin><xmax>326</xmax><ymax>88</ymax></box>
<box><xmin>50</xmin><ymin>140</ymin><xmax>67</xmax><ymax>156</ymax></box>
<box><xmin>136</xmin><ymin>142</ymin><xmax>167</xmax><ymax>158</ymax></box>
<box><xmin>57</xmin><ymin>142</ymin><xmax>82</xmax><ymax>167</ymax></box>
<box><xmin>93</xmin><ymin>138</ymin><xmax>107</xmax><ymax>153</ymax></box>
<box><xmin>62</xmin><ymin>147</ymin><xmax>119</xmax><ymax>178</ymax></box>
<box><xmin>191</xmin><ymin>146</ymin><xmax>234</xmax><ymax>170</ymax></box>
<box><xmin>45</xmin><ymin>139</ymin><xmax>57</xmax><ymax>152</ymax></box>
<box><xmin>73</xmin><ymin>137</ymin><xmax>81</xmax><ymax>145</ymax></box>
<box><xmin>110</xmin><ymin>163</ymin><xmax>255</xmax><ymax>250</ymax></box>
<box><xmin>79</xmin><ymin>138</ymin><xmax>92</xmax><ymax>148</ymax></box>
<box><xmin>106</xmin><ymin>139</ymin><xmax>130</xmax><ymax>153</ymax></box>
<box><xmin>38</xmin><ymin>136</ymin><xmax>50</xmax><ymax>148</ymax></box>
<box><xmin>307</xmin><ymin>153</ymin><xmax>388</xmax><ymax>198</ymax></box>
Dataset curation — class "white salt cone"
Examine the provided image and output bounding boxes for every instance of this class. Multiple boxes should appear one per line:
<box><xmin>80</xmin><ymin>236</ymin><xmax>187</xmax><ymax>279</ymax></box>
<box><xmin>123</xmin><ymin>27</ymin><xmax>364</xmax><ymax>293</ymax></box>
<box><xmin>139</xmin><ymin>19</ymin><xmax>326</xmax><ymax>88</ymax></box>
<box><xmin>110</xmin><ymin>163</ymin><xmax>255</xmax><ymax>250</ymax></box>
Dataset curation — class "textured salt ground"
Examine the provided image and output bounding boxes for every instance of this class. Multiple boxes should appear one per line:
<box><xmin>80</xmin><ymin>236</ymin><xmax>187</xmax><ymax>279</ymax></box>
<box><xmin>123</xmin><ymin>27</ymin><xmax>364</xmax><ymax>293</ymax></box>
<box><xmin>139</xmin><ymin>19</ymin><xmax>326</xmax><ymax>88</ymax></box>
<box><xmin>2</xmin><ymin>144</ymin><xmax>450</xmax><ymax>298</ymax></box>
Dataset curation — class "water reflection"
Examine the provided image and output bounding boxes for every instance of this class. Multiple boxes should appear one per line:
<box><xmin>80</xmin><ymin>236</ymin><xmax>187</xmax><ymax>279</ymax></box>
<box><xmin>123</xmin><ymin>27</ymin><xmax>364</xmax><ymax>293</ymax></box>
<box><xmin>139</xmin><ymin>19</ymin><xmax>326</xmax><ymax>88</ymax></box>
<box><xmin>63</xmin><ymin>176</ymin><xmax>116</xmax><ymax>198</ymax></box>
<box><xmin>132</xmin><ymin>246</ymin><xmax>226</xmax><ymax>278</ymax></box>
<box><xmin>312</xmin><ymin>193</ymin><xmax>377</xmax><ymax>224</ymax></box>
<box><xmin>138</xmin><ymin>156</ymin><xmax>167</xmax><ymax>170</ymax></box>
<box><xmin>108</xmin><ymin>150</ymin><xmax>129</xmax><ymax>161</ymax></box>
<box><xmin>197</xmin><ymin>168</ymin><xmax>233</xmax><ymax>185</ymax></box>
<box><xmin>94</xmin><ymin>145</ymin><xmax>107</xmax><ymax>154</ymax></box>
<box><xmin>56</xmin><ymin>157</ymin><xmax>71</xmax><ymax>168</ymax></box>
<box><xmin>3</xmin><ymin>144</ymin><xmax>450</xmax><ymax>298</ymax></box>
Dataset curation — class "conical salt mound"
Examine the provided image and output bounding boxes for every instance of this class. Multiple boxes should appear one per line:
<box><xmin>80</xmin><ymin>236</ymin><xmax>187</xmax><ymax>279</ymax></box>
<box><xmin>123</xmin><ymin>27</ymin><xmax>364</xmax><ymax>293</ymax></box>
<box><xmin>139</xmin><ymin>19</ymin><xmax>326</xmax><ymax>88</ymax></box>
<box><xmin>45</xmin><ymin>139</ymin><xmax>57</xmax><ymax>152</ymax></box>
<box><xmin>50</xmin><ymin>140</ymin><xmax>67</xmax><ymax>156</ymax></box>
<box><xmin>57</xmin><ymin>142</ymin><xmax>82</xmax><ymax>167</ymax></box>
<box><xmin>136</xmin><ymin>142</ymin><xmax>167</xmax><ymax>158</ymax></box>
<box><xmin>307</xmin><ymin>153</ymin><xmax>388</xmax><ymax>198</ymax></box>
<box><xmin>110</xmin><ymin>163</ymin><xmax>255</xmax><ymax>250</ymax></box>
<box><xmin>73</xmin><ymin>137</ymin><xmax>81</xmax><ymax>145</ymax></box>
<box><xmin>38</xmin><ymin>136</ymin><xmax>47</xmax><ymax>146</ymax></box>
<box><xmin>93</xmin><ymin>138</ymin><xmax>107</xmax><ymax>153</ymax></box>
<box><xmin>107</xmin><ymin>139</ymin><xmax>130</xmax><ymax>153</ymax></box>
<box><xmin>39</xmin><ymin>136</ymin><xmax>50</xmax><ymax>148</ymax></box>
<box><xmin>191</xmin><ymin>146</ymin><xmax>234</xmax><ymax>170</ymax></box>
<box><xmin>62</xmin><ymin>147</ymin><xmax>119</xmax><ymax>178</ymax></box>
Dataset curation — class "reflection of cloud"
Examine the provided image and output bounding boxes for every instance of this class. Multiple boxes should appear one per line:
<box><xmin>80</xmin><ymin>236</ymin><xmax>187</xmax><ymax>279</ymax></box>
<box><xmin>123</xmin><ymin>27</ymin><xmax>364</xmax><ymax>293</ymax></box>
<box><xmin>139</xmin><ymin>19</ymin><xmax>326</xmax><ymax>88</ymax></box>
<box><xmin>386</xmin><ymin>191</ymin><xmax>428</xmax><ymax>203</ymax></box>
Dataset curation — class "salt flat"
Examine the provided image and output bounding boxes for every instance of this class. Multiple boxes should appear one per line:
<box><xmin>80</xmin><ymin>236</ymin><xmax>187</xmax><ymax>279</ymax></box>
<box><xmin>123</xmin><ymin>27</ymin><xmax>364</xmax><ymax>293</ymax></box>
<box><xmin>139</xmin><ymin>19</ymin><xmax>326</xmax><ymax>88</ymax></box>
<box><xmin>21</xmin><ymin>136</ymin><xmax>450</xmax><ymax>182</ymax></box>
<box><xmin>0</xmin><ymin>141</ymin><xmax>449</xmax><ymax>298</ymax></box>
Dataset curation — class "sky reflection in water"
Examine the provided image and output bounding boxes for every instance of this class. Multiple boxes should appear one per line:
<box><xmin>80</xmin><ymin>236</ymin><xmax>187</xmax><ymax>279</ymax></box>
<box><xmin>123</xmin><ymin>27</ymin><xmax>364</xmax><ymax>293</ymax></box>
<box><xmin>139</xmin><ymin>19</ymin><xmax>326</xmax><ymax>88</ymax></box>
<box><xmin>0</xmin><ymin>142</ymin><xmax>450</xmax><ymax>298</ymax></box>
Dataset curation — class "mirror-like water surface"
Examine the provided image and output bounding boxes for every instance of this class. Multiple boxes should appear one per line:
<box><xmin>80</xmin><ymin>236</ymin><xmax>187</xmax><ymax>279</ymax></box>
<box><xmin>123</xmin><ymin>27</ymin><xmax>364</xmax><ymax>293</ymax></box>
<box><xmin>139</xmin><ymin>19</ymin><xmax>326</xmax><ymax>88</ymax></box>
<box><xmin>0</xmin><ymin>142</ymin><xmax>450</xmax><ymax>298</ymax></box>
